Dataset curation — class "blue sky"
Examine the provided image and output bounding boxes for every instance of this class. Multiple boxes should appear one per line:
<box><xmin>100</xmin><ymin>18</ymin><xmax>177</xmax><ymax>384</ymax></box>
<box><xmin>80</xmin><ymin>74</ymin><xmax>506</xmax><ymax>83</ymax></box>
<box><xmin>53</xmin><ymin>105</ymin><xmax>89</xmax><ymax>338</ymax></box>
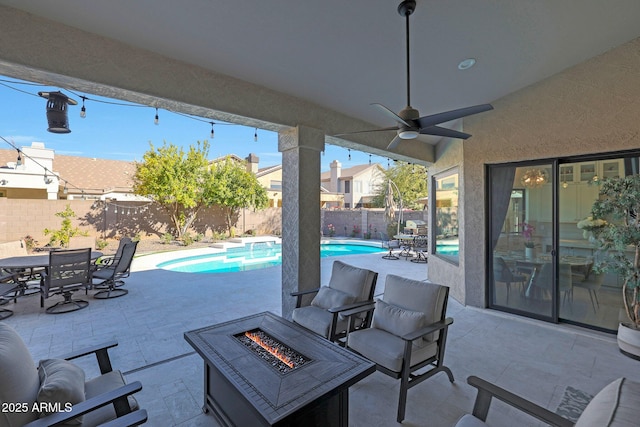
<box><xmin>0</xmin><ymin>77</ymin><xmax>390</xmax><ymax>172</ymax></box>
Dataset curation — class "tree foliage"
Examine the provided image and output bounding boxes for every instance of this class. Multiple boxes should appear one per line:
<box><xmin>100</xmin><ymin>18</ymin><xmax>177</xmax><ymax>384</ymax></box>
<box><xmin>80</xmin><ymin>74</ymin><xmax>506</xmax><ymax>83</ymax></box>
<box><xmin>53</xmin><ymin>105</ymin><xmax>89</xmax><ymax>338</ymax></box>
<box><xmin>132</xmin><ymin>142</ymin><xmax>268</xmax><ymax>239</ymax></box>
<box><xmin>44</xmin><ymin>204</ymin><xmax>89</xmax><ymax>247</ymax></box>
<box><xmin>371</xmin><ymin>162</ymin><xmax>428</xmax><ymax>210</ymax></box>
<box><xmin>591</xmin><ymin>175</ymin><xmax>640</xmax><ymax>328</ymax></box>
<box><xmin>206</xmin><ymin>157</ymin><xmax>268</xmax><ymax>234</ymax></box>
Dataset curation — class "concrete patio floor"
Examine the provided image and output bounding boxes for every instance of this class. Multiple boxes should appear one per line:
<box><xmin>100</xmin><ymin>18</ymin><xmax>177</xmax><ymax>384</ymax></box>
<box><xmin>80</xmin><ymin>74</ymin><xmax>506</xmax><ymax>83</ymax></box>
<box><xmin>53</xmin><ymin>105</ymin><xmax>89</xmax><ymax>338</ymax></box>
<box><xmin>3</xmin><ymin>249</ymin><xmax>640</xmax><ymax>426</ymax></box>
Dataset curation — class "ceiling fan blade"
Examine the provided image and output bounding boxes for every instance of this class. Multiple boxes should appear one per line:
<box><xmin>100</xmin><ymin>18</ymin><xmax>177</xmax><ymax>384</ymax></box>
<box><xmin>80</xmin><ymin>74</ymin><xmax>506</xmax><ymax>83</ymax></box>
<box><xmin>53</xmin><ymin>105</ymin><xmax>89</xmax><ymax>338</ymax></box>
<box><xmin>420</xmin><ymin>126</ymin><xmax>472</xmax><ymax>140</ymax></box>
<box><xmin>371</xmin><ymin>103</ymin><xmax>412</xmax><ymax>127</ymax></box>
<box><xmin>417</xmin><ymin>104</ymin><xmax>494</xmax><ymax>129</ymax></box>
<box><xmin>386</xmin><ymin>135</ymin><xmax>403</xmax><ymax>150</ymax></box>
<box><xmin>333</xmin><ymin>127</ymin><xmax>398</xmax><ymax>137</ymax></box>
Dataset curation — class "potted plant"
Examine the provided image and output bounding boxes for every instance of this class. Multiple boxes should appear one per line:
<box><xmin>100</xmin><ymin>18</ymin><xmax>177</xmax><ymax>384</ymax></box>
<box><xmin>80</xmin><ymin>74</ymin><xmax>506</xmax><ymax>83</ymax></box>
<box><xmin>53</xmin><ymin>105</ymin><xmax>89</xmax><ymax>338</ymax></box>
<box><xmin>521</xmin><ymin>222</ymin><xmax>536</xmax><ymax>259</ymax></box>
<box><xmin>590</xmin><ymin>175</ymin><xmax>640</xmax><ymax>359</ymax></box>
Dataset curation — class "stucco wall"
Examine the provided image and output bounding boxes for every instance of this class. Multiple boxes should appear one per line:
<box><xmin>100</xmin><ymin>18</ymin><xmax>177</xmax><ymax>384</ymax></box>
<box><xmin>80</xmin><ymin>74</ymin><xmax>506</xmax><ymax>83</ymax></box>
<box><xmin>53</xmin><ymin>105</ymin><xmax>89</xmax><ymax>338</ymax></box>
<box><xmin>430</xmin><ymin>37</ymin><xmax>640</xmax><ymax>307</ymax></box>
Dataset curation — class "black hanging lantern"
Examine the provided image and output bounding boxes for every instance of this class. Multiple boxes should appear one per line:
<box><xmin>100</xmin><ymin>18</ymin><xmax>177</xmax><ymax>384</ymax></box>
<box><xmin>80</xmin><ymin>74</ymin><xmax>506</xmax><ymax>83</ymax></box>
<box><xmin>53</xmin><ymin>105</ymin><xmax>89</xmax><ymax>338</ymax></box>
<box><xmin>38</xmin><ymin>91</ymin><xmax>78</xmax><ymax>133</ymax></box>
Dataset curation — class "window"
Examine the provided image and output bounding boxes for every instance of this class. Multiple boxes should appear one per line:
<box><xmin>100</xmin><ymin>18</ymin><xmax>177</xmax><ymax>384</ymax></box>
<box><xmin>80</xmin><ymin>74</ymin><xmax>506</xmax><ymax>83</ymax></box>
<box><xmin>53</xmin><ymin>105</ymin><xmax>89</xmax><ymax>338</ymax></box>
<box><xmin>433</xmin><ymin>169</ymin><xmax>459</xmax><ymax>263</ymax></box>
<box><xmin>344</xmin><ymin>180</ymin><xmax>351</xmax><ymax>194</ymax></box>
<box><xmin>270</xmin><ymin>180</ymin><xmax>282</xmax><ymax>190</ymax></box>
<box><xmin>353</xmin><ymin>180</ymin><xmax>362</xmax><ymax>193</ymax></box>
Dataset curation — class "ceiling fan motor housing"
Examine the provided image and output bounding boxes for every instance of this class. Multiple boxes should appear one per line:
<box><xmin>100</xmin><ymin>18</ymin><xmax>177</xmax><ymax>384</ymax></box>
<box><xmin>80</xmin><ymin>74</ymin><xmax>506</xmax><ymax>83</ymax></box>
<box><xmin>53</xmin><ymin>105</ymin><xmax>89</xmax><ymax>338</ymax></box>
<box><xmin>398</xmin><ymin>0</ymin><xmax>416</xmax><ymax>17</ymax></box>
<box><xmin>398</xmin><ymin>106</ymin><xmax>420</xmax><ymax>139</ymax></box>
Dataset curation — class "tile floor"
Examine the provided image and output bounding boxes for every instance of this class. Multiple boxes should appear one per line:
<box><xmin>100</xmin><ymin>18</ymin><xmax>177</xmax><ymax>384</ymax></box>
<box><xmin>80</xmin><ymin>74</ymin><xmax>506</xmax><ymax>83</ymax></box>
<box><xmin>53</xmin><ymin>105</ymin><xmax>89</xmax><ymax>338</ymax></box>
<box><xmin>2</xmin><ymin>250</ymin><xmax>639</xmax><ymax>426</ymax></box>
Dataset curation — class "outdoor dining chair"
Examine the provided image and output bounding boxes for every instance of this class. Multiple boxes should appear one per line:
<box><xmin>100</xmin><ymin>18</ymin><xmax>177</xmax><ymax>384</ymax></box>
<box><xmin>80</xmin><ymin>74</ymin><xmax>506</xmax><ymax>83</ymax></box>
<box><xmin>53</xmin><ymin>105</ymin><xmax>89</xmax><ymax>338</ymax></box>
<box><xmin>0</xmin><ymin>271</ymin><xmax>19</xmax><ymax>320</ymax></box>
<box><xmin>0</xmin><ymin>322</ymin><xmax>145</xmax><ymax>426</ymax></box>
<box><xmin>40</xmin><ymin>248</ymin><xmax>92</xmax><ymax>314</ymax></box>
<box><xmin>291</xmin><ymin>260</ymin><xmax>378</xmax><ymax>344</ymax></box>
<box><xmin>92</xmin><ymin>241</ymin><xmax>138</xmax><ymax>299</ymax></box>
<box><xmin>345</xmin><ymin>274</ymin><xmax>454</xmax><ymax>422</ymax></box>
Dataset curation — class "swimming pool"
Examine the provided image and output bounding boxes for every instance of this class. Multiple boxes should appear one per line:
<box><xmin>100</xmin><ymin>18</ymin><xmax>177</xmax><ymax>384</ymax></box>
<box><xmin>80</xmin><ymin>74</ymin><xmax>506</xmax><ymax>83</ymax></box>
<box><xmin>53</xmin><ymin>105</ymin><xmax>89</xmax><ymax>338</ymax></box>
<box><xmin>157</xmin><ymin>242</ymin><xmax>385</xmax><ymax>273</ymax></box>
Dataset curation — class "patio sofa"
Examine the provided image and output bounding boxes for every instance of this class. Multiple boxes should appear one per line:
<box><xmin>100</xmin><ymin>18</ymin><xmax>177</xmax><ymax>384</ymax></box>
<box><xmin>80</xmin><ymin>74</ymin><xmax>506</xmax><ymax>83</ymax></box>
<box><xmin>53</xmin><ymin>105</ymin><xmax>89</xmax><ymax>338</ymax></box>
<box><xmin>456</xmin><ymin>375</ymin><xmax>640</xmax><ymax>427</ymax></box>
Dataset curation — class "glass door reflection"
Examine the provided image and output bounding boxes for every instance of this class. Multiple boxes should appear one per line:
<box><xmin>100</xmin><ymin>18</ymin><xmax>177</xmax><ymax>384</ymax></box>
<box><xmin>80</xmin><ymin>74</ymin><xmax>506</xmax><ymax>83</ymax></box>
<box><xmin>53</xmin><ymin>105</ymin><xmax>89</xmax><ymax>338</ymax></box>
<box><xmin>489</xmin><ymin>164</ymin><xmax>554</xmax><ymax>319</ymax></box>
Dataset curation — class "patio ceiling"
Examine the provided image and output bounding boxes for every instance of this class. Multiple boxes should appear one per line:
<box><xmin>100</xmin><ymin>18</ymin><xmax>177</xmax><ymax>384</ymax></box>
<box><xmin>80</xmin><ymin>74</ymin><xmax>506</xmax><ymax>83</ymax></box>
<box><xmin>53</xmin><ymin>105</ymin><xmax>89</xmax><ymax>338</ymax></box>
<box><xmin>0</xmin><ymin>0</ymin><xmax>639</xmax><ymax>163</ymax></box>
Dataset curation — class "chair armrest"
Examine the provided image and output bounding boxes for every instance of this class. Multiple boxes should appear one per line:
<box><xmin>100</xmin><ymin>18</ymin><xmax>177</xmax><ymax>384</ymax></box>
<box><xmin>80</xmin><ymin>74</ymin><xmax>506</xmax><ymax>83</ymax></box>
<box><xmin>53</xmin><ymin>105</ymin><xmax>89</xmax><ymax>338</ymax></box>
<box><xmin>327</xmin><ymin>299</ymin><xmax>374</xmax><ymax>314</ymax></box>
<box><xmin>99</xmin><ymin>409</ymin><xmax>148</xmax><ymax>427</ymax></box>
<box><xmin>339</xmin><ymin>302</ymin><xmax>376</xmax><ymax>319</ymax></box>
<box><xmin>290</xmin><ymin>288</ymin><xmax>321</xmax><ymax>297</ymax></box>
<box><xmin>24</xmin><ymin>381</ymin><xmax>143</xmax><ymax>427</ymax></box>
<box><xmin>401</xmin><ymin>317</ymin><xmax>453</xmax><ymax>342</ymax></box>
<box><xmin>466</xmin><ymin>376</ymin><xmax>574</xmax><ymax>427</ymax></box>
<box><xmin>290</xmin><ymin>287</ymin><xmax>321</xmax><ymax>308</ymax></box>
<box><xmin>58</xmin><ymin>340</ymin><xmax>118</xmax><ymax>374</ymax></box>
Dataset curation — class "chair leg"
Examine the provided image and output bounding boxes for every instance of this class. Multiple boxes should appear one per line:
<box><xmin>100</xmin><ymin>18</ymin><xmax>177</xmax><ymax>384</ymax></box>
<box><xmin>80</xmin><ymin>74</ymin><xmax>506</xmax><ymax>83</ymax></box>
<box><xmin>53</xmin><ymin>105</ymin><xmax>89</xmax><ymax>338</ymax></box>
<box><xmin>397</xmin><ymin>366</ymin><xmax>410</xmax><ymax>423</ymax></box>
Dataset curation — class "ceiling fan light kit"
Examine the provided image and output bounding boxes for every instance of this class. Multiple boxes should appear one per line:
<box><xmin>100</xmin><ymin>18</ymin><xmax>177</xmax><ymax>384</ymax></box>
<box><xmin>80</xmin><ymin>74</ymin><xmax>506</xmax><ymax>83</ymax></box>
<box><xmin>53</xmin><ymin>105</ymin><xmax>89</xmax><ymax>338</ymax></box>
<box><xmin>336</xmin><ymin>0</ymin><xmax>493</xmax><ymax>151</ymax></box>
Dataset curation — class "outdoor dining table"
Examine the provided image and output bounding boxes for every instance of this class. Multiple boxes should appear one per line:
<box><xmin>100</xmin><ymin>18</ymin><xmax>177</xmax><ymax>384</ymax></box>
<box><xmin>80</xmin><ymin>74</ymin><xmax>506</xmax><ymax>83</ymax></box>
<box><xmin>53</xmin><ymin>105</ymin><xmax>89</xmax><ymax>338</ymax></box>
<box><xmin>0</xmin><ymin>250</ymin><xmax>103</xmax><ymax>296</ymax></box>
<box><xmin>394</xmin><ymin>233</ymin><xmax>417</xmax><ymax>259</ymax></box>
<box><xmin>0</xmin><ymin>250</ymin><xmax>104</xmax><ymax>270</ymax></box>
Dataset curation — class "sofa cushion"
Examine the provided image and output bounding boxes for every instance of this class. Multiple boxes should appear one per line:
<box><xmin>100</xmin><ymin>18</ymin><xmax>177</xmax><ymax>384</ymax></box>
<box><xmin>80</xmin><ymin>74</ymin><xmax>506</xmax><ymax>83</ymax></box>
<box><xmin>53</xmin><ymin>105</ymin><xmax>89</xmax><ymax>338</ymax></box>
<box><xmin>37</xmin><ymin>359</ymin><xmax>85</xmax><ymax>425</ymax></box>
<box><xmin>575</xmin><ymin>377</ymin><xmax>640</xmax><ymax>427</ymax></box>
<box><xmin>372</xmin><ymin>299</ymin><xmax>426</xmax><ymax>338</ymax></box>
<box><xmin>0</xmin><ymin>322</ymin><xmax>40</xmax><ymax>427</ymax></box>
<box><xmin>311</xmin><ymin>286</ymin><xmax>355</xmax><ymax>310</ymax></box>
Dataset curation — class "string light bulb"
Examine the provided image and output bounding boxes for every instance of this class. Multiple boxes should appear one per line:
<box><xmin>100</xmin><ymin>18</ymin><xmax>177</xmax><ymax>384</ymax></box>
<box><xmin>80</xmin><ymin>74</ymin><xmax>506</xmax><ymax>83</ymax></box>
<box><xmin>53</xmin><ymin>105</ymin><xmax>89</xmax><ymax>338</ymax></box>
<box><xmin>369</xmin><ymin>154</ymin><xmax>372</xmax><ymax>165</ymax></box>
<box><xmin>16</xmin><ymin>150</ymin><xmax>22</xmax><ymax>166</ymax></box>
<box><xmin>254</xmin><ymin>128</ymin><xmax>258</xmax><ymax>142</ymax></box>
<box><xmin>63</xmin><ymin>182</ymin><xmax>68</xmax><ymax>194</ymax></box>
<box><xmin>210</xmin><ymin>122</ymin><xmax>215</xmax><ymax>139</ymax></box>
<box><xmin>80</xmin><ymin>96</ymin><xmax>87</xmax><ymax>118</ymax></box>
<box><xmin>154</xmin><ymin>107</ymin><xmax>159</xmax><ymax>125</ymax></box>
<box><xmin>348</xmin><ymin>149</ymin><xmax>351</xmax><ymax>161</ymax></box>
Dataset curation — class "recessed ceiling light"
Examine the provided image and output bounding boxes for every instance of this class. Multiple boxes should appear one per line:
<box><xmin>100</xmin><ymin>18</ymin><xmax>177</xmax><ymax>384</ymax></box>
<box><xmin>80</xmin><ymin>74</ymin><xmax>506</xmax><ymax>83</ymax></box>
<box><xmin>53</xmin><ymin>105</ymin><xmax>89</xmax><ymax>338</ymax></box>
<box><xmin>458</xmin><ymin>58</ymin><xmax>476</xmax><ymax>70</ymax></box>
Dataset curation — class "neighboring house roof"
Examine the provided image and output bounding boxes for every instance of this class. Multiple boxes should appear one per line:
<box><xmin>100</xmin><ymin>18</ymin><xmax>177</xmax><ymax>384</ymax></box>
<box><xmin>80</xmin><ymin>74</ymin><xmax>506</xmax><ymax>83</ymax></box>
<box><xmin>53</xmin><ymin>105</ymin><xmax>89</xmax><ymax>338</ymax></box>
<box><xmin>0</xmin><ymin>148</ymin><xmax>136</xmax><ymax>194</ymax></box>
<box><xmin>320</xmin><ymin>163</ymin><xmax>383</xmax><ymax>182</ymax></box>
<box><xmin>256</xmin><ymin>164</ymin><xmax>282</xmax><ymax>178</ymax></box>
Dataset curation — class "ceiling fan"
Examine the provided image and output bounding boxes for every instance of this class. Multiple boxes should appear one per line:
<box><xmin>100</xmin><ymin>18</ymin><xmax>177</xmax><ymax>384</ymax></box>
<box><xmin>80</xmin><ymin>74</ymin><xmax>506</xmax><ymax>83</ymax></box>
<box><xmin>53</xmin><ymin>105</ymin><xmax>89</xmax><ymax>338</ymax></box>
<box><xmin>338</xmin><ymin>0</ymin><xmax>493</xmax><ymax>150</ymax></box>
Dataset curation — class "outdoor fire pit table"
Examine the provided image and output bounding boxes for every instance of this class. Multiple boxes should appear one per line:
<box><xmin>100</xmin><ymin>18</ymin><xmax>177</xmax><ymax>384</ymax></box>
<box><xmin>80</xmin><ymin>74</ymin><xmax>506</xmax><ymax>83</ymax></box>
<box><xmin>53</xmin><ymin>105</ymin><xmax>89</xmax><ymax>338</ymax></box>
<box><xmin>184</xmin><ymin>311</ymin><xmax>376</xmax><ymax>427</ymax></box>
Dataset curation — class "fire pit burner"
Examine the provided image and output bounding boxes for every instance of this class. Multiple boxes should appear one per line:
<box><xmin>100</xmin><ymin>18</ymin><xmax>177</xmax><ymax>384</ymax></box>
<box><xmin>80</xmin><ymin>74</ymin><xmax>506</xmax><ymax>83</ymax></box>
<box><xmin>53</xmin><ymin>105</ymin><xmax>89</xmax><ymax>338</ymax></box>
<box><xmin>235</xmin><ymin>328</ymin><xmax>311</xmax><ymax>373</ymax></box>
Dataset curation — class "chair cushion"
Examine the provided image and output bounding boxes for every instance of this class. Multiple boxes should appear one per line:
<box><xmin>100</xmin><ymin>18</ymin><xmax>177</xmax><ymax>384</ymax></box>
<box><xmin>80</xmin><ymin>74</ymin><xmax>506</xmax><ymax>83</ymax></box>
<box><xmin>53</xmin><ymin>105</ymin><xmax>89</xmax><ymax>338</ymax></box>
<box><xmin>347</xmin><ymin>327</ymin><xmax>437</xmax><ymax>372</ymax></box>
<box><xmin>311</xmin><ymin>286</ymin><xmax>355</xmax><ymax>310</ymax></box>
<box><xmin>575</xmin><ymin>377</ymin><xmax>640</xmax><ymax>427</ymax></box>
<box><xmin>82</xmin><ymin>370</ymin><xmax>139</xmax><ymax>426</ymax></box>
<box><xmin>328</xmin><ymin>261</ymin><xmax>372</xmax><ymax>300</ymax></box>
<box><xmin>37</xmin><ymin>359</ymin><xmax>85</xmax><ymax>425</ymax></box>
<box><xmin>372</xmin><ymin>299</ymin><xmax>426</xmax><ymax>338</ymax></box>
<box><xmin>292</xmin><ymin>305</ymin><xmax>348</xmax><ymax>338</ymax></box>
<box><xmin>454</xmin><ymin>414</ymin><xmax>489</xmax><ymax>427</ymax></box>
<box><xmin>0</xmin><ymin>322</ymin><xmax>40</xmax><ymax>427</ymax></box>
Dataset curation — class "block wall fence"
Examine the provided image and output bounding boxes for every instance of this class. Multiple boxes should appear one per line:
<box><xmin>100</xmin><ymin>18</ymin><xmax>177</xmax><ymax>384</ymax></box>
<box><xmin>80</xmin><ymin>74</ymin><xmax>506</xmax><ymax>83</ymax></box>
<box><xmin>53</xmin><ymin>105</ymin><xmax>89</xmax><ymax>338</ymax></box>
<box><xmin>0</xmin><ymin>198</ymin><xmax>426</xmax><ymax>244</ymax></box>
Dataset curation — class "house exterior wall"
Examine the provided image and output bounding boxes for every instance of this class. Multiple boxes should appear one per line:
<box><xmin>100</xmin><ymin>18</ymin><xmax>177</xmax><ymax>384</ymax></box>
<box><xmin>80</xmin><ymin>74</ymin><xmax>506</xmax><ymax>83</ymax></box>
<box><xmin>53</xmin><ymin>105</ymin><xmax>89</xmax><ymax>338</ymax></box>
<box><xmin>428</xmin><ymin>37</ymin><xmax>640</xmax><ymax>307</ymax></box>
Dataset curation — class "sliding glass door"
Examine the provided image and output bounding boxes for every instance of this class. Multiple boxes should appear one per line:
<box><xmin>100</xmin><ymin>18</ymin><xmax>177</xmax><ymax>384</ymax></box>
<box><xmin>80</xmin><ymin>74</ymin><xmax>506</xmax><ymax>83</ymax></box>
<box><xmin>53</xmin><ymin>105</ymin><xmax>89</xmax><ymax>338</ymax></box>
<box><xmin>489</xmin><ymin>154</ymin><xmax>636</xmax><ymax>332</ymax></box>
<box><xmin>488</xmin><ymin>163</ymin><xmax>555</xmax><ymax>320</ymax></box>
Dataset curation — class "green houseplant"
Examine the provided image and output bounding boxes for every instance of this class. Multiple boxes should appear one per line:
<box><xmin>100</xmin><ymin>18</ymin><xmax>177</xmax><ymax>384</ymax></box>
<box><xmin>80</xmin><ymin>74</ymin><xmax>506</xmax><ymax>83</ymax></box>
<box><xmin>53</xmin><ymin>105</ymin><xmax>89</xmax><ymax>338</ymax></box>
<box><xmin>590</xmin><ymin>175</ymin><xmax>640</xmax><ymax>359</ymax></box>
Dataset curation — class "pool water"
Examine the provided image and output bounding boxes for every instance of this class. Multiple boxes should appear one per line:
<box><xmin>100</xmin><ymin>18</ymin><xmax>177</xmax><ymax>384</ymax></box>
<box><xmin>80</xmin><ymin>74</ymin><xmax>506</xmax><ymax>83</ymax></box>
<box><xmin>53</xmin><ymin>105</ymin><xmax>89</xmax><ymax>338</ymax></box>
<box><xmin>157</xmin><ymin>242</ymin><xmax>384</xmax><ymax>273</ymax></box>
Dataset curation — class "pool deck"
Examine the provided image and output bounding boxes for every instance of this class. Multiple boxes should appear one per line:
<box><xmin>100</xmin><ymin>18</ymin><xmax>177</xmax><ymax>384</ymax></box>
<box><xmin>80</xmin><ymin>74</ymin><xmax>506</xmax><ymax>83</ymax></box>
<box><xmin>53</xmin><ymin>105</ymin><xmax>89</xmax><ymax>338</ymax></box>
<box><xmin>3</xmin><ymin>246</ymin><xmax>639</xmax><ymax>426</ymax></box>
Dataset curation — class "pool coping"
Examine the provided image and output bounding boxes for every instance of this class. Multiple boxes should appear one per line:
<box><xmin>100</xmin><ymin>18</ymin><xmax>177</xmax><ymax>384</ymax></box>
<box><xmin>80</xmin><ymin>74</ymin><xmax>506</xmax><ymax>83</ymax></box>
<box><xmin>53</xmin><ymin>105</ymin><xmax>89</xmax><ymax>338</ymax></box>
<box><xmin>131</xmin><ymin>237</ymin><xmax>384</xmax><ymax>272</ymax></box>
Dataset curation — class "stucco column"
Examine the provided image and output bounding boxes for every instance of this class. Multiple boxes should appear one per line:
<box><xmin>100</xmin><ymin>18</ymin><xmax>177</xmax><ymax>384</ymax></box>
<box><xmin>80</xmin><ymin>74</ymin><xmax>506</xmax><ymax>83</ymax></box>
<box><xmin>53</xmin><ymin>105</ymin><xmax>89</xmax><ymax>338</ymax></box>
<box><xmin>278</xmin><ymin>125</ymin><xmax>324</xmax><ymax>319</ymax></box>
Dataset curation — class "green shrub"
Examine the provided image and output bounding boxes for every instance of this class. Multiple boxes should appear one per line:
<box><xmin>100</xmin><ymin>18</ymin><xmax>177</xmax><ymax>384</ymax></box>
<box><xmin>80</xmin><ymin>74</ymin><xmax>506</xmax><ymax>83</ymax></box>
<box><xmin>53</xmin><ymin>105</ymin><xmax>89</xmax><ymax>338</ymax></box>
<box><xmin>96</xmin><ymin>239</ymin><xmax>109</xmax><ymax>250</ymax></box>
<box><xmin>182</xmin><ymin>232</ymin><xmax>194</xmax><ymax>246</ymax></box>
<box><xmin>162</xmin><ymin>233</ymin><xmax>173</xmax><ymax>244</ymax></box>
<box><xmin>43</xmin><ymin>205</ymin><xmax>89</xmax><ymax>248</ymax></box>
